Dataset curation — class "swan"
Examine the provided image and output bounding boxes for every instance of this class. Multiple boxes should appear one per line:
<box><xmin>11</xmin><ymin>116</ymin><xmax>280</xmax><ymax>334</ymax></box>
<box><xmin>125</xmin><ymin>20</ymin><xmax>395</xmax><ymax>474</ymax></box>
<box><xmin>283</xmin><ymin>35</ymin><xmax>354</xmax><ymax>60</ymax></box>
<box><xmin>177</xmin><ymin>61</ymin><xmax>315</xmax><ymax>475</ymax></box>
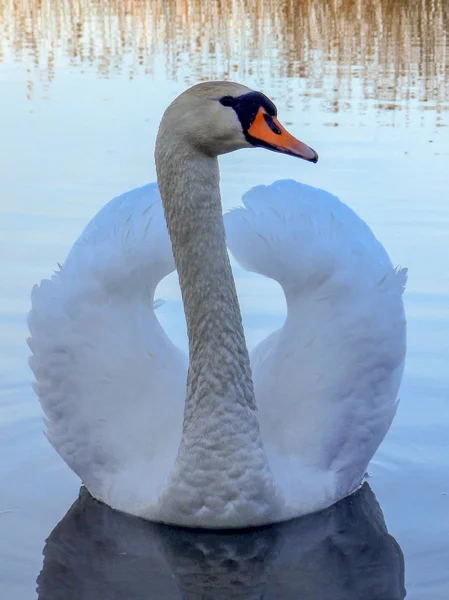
<box><xmin>28</xmin><ymin>81</ymin><xmax>407</xmax><ymax>528</ymax></box>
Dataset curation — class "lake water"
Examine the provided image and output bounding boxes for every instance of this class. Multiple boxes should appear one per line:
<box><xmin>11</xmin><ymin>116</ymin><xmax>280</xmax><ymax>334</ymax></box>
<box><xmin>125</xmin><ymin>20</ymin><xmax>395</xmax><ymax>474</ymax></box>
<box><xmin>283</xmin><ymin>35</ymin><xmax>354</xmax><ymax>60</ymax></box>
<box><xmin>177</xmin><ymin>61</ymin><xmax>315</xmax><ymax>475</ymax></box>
<box><xmin>0</xmin><ymin>1</ymin><xmax>448</xmax><ymax>598</ymax></box>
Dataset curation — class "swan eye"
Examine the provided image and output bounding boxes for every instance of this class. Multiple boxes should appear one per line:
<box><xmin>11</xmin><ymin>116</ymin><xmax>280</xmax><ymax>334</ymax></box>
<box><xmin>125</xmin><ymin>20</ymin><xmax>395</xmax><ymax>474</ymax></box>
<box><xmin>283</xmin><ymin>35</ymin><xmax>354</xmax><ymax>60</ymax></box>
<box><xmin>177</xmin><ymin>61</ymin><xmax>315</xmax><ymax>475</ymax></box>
<box><xmin>219</xmin><ymin>96</ymin><xmax>235</xmax><ymax>107</ymax></box>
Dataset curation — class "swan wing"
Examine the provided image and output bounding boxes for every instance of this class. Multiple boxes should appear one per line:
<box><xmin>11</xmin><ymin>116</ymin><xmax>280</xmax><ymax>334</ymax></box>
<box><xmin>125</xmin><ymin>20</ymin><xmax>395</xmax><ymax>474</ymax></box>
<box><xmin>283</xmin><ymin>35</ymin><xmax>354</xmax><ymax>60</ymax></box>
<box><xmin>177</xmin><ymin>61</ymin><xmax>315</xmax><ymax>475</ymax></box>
<box><xmin>225</xmin><ymin>180</ymin><xmax>406</xmax><ymax>509</ymax></box>
<box><xmin>28</xmin><ymin>183</ymin><xmax>187</xmax><ymax>509</ymax></box>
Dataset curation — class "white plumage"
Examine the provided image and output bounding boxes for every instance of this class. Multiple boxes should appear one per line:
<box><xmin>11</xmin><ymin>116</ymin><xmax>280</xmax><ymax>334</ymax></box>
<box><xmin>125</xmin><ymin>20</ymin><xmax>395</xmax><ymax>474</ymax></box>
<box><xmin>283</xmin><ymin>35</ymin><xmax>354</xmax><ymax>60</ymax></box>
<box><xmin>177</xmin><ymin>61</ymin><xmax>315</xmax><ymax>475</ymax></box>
<box><xmin>29</xmin><ymin>184</ymin><xmax>186</xmax><ymax>510</ymax></box>
<box><xmin>28</xmin><ymin>82</ymin><xmax>407</xmax><ymax>527</ymax></box>
<box><xmin>28</xmin><ymin>179</ymin><xmax>406</xmax><ymax>523</ymax></box>
<box><xmin>225</xmin><ymin>180</ymin><xmax>406</xmax><ymax>513</ymax></box>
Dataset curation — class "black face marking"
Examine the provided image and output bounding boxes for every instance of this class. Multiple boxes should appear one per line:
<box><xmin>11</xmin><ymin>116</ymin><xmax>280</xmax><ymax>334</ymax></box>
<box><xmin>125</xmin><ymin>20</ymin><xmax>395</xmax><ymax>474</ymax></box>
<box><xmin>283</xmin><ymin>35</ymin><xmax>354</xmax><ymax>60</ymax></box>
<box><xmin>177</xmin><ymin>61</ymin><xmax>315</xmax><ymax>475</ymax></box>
<box><xmin>219</xmin><ymin>95</ymin><xmax>235</xmax><ymax>107</ymax></box>
<box><xmin>229</xmin><ymin>91</ymin><xmax>277</xmax><ymax>133</ymax></box>
<box><xmin>264</xmin><ymin>113</ymin><xmax>282</xmax><ymax>135</ymax></box>
<box><xmin>219</xmin><ymin>90</ymin><xmax>317</xmax><ymax>161</ymax></box>
<box><xmin>224</xmin><ymin>91</ymin><xmax>281</xmax><ymax>150</ymax></box>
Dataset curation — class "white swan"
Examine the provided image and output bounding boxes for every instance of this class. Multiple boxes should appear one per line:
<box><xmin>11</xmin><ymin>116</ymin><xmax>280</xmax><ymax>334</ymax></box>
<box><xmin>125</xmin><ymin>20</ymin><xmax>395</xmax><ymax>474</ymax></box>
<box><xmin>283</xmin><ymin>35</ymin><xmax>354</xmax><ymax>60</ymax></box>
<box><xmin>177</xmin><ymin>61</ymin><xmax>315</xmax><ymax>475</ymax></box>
<box><xmin>28</xmin><ymin>82</ymin><xmax>406</xmax><ymax>528</ymax></box>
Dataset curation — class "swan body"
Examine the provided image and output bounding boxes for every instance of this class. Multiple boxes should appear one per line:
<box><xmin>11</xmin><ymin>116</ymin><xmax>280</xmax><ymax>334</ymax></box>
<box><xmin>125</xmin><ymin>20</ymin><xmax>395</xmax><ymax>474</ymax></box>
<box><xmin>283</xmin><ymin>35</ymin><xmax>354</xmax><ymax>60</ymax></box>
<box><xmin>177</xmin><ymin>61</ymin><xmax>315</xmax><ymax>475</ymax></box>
<box><xmin>28</xmin><ymin>82</ymin><xmax>406</xmax><ymax>528</ymax></box>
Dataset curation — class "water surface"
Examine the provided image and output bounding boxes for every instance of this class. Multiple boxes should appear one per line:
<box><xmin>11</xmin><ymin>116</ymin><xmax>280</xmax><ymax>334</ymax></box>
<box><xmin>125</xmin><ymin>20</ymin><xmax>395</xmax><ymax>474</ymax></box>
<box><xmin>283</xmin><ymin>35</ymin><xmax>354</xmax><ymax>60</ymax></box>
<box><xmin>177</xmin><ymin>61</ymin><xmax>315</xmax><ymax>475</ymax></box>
<box><xmin>0</xmin><ymin>1</ymin><xmax>448</xmax><ymax>598</ymax></box>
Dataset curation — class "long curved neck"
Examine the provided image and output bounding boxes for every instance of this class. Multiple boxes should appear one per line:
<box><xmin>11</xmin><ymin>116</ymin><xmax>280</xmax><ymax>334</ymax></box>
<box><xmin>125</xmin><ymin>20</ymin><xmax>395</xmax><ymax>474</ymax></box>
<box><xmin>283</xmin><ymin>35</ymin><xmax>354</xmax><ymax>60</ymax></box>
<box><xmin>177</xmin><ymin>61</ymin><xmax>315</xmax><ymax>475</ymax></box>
<box><xmin>156</xmin><ymin>135</ymin><xmax>256</xmax><ymax>425</ymax></box>
<box><xmin>154</xmin><ymin>126</ymin><xmax>279</xmax><ymax>527</ymax></box>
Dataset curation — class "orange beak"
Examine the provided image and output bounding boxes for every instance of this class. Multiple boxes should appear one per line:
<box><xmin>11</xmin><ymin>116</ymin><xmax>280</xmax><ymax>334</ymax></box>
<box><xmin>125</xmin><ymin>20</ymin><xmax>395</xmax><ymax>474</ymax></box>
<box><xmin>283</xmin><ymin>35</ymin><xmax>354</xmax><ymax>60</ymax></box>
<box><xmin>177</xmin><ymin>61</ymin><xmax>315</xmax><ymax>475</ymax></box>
<box><xmin>247</xmin><ymin>108</ymin><xmax>318</xmax><ymax>163</ymax></box>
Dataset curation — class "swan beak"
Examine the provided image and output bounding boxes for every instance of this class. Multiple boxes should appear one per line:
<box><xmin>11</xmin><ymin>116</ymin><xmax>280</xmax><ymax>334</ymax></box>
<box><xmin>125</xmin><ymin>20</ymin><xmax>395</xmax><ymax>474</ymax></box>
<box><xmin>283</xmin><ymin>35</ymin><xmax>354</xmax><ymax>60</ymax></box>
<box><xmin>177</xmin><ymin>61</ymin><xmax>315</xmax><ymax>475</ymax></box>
<box><xmin>248</xmin><ymin>108</ymin><xmax>319</xmax><ymax>163</ymax></box>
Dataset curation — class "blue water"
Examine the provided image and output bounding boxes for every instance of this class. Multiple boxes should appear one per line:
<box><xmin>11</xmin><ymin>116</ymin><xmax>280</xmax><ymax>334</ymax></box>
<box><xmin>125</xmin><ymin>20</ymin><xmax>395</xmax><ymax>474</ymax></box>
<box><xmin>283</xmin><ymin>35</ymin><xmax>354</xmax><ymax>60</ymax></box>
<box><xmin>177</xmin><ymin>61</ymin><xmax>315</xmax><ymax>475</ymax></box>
<box><xmin>0</xmin><ymin>1</ymin><xmax>448</xmax><ymax>597</ymax></box>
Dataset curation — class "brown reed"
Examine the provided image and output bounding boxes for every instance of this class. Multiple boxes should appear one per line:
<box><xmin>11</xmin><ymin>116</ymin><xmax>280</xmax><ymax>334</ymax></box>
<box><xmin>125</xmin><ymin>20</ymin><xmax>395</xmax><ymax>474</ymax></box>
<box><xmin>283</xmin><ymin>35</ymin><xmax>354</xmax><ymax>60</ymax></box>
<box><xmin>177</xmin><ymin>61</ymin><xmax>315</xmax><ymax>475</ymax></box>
<box><xmin>1</xmin><ymin>0</ymin><xmax>448</xmax><ymax>113</ymax></box>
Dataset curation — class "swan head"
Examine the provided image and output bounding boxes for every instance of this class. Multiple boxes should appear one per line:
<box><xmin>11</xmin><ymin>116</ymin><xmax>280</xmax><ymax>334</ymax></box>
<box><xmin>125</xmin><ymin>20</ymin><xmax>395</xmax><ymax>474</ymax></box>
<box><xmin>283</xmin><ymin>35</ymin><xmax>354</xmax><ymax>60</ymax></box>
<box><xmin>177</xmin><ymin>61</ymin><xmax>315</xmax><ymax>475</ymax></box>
<box><xmin>157</xmin><ymin>81</ymin><xmax>318</xmax><ymax>162</ymax></box>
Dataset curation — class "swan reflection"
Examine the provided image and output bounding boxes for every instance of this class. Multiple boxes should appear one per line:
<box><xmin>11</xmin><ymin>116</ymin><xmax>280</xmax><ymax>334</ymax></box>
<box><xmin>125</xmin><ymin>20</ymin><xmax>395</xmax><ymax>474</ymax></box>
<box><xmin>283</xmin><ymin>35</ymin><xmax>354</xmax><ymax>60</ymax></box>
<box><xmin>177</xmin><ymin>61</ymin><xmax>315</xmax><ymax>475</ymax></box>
<box><xmin>38</xmin><ymin>483</ymin><xmax>405</xmax><ymax>599</ymax></box>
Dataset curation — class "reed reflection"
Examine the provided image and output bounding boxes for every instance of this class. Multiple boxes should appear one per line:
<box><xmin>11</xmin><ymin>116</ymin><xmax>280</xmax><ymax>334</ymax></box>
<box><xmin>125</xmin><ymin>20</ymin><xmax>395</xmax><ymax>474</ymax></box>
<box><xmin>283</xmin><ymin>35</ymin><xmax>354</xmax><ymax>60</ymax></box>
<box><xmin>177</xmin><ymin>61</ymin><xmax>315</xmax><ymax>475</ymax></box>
<box><xmin>37</xmin><ymin>483</ymin><xmax>405</xmax><ymax>599</ymax></box>
<box><xmin>1</xmin><ymin>0</ymin><xmax>448</xmax><ymax>117</ymax></box>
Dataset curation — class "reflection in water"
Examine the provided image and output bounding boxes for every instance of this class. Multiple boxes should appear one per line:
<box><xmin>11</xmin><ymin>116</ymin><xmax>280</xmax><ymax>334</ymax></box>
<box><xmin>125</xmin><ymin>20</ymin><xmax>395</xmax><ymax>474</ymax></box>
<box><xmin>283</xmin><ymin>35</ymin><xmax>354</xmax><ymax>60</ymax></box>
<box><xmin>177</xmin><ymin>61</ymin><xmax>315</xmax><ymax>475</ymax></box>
<box><xmin>37</xmin><ymin>483</ymin><xmax>405</xmax><ymax>599</ymax></box>
<box><xmin>1</xmin><ymin>0</ymin><xmax>448</xmax><ymax>116</ymax></box>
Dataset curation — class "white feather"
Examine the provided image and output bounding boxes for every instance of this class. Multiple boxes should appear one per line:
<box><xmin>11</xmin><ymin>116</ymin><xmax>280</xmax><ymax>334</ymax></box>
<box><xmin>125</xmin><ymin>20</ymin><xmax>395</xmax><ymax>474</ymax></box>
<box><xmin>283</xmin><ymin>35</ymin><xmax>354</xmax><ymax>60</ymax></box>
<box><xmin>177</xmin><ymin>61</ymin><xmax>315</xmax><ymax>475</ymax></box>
<box><xmin>28</xmin><ymin>179</ymin><xmax>406</xmax><ymax>523</ymax></box>
<box><xmin>225</xmin><ymin>180</ymin><xmax>406</xmax><ymax>513</ymax></box>
<box><xmin>28</xmin><ymin>184</ymin><xmax>187</xmax><ymax>510</ymax></box>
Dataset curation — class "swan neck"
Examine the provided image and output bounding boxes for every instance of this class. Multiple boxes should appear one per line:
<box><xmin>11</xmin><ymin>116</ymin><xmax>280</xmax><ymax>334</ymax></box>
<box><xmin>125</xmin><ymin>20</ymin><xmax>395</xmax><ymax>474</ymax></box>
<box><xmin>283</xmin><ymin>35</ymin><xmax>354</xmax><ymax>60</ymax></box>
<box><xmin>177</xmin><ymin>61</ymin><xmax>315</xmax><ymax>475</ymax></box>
<box><xmin>153</xmin><ymin>124</ymin><xmax>280</xmax><ymax>527</ymax></box>
<box><xmin>155</xmin><ymin>136</ymin><xmax>257</xmax><ymax>420</ymax></box>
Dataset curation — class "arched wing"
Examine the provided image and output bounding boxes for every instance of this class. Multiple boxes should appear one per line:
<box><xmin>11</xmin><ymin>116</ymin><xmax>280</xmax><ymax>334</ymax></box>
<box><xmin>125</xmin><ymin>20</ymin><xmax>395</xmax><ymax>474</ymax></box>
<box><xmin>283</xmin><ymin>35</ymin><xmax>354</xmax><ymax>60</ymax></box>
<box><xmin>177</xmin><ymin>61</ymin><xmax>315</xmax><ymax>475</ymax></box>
<box><xmin>28</xmin><ymin>184</ymin><xmax>187</xmax><ymax>506</ymax></box>
<box><xmin>225</xmin><ymin>180</ymin><xmax>406</xmax><ymax>502</ymax></box>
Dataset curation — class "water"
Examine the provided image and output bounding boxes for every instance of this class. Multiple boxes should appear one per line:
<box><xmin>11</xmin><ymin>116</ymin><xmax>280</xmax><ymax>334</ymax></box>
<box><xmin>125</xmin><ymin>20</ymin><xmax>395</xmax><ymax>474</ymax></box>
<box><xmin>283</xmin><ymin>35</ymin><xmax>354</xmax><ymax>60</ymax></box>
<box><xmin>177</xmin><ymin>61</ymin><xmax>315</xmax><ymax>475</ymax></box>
<box><xmin>0</xmin><ymin>1</ymin><xmax>448</xmax><ymax>597</ymax></box>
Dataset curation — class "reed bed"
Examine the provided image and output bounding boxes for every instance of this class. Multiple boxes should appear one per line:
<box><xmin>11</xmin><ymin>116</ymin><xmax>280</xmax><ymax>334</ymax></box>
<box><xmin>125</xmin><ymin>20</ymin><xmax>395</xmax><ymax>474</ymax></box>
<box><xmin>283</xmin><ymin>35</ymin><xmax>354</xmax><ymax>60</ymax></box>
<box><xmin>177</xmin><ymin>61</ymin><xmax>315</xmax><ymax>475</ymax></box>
<box><xmin>1</xmin><ymin>0</ymin><xmax>448</xmax><ymax>111</ymax></box>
